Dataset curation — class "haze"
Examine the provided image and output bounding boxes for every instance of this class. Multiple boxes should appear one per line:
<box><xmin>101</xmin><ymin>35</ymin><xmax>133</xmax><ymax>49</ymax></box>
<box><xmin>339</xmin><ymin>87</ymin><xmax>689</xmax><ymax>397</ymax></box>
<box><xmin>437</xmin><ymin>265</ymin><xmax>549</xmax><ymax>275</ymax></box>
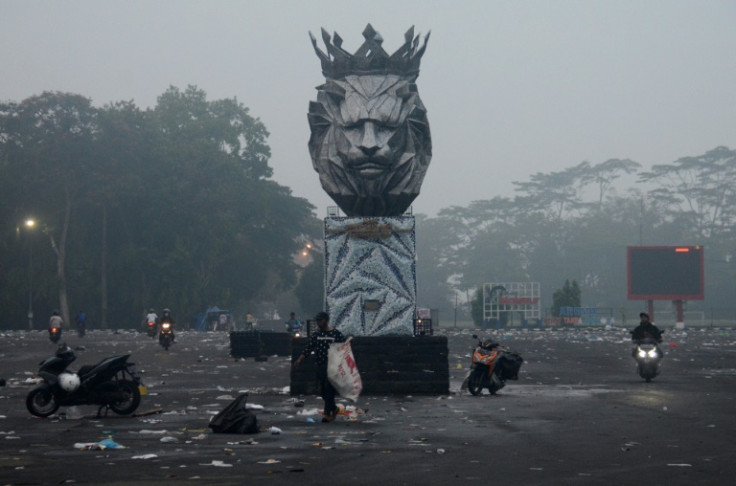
<box><xmin>2</xmin><ymin>0</ymin><xmax>734</xmax><ymax>217</ymax></box>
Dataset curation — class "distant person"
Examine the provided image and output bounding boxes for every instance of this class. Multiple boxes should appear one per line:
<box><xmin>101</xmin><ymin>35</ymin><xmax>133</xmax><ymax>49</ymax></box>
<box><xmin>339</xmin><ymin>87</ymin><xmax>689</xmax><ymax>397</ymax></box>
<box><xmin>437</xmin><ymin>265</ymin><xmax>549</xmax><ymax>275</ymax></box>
<box><xmin>161</xmin><ymin>308</ymin><xmax>176</xmax><ymax>340</ymax></box>
<box><xmin>292</xmin><ymin>311</ymin><xmax>345</xmax><ymax>422</ymax></box>
<box><xmin>75</xmin><ymin>311</ymin><xmax>87</xmax><ymax>337</ymax></box>
<box><xmin>245</xmin><ymin>313</ymin><xmax>254</xmax><ymax>331</ymax></box>
<box><xmin>49</xmin><ymin>310</ymin><xmax>63</xmax><ymax>331</ymax></box>
<box><xmin>146</xmin><ymin>308</ymin><xmax>158</xmax><ymax>324</ymax></box>
<box><xmin>285</xmin><ymin>312</ymin><xmax>302</xmax><ymax>335</ymax></box>
<box><xmin>631</xmin><ymin>312</ymin><xmax>662</xmax><ymax>342</ymax></box>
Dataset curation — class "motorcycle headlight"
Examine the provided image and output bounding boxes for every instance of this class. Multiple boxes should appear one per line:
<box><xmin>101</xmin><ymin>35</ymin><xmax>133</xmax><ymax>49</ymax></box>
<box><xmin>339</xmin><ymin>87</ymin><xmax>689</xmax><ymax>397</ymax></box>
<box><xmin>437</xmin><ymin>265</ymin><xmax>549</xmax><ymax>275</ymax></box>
<box><xmin>162</xmin><ymin>323</ymin><xmax>170</xmax><ymax>330</ymax></box>
<box><xmin>647</xmin><ymin>348</ymin><xmax>658</xmax><ymax>358</ymax></box>
<box><xmin>637</xmin><ymin>348</ymin><xmax>648</xmax><ymax>358</ymax></box>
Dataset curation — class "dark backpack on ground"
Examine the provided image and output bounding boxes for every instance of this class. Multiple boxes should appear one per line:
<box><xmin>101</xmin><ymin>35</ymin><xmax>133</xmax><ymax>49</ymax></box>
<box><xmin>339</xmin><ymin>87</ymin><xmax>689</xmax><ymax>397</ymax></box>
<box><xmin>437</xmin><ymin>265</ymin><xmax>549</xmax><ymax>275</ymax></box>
<box><xmin>208</xmin><ymin>393</ymin><xmax>259</xmax><ymax>434</ymax></box>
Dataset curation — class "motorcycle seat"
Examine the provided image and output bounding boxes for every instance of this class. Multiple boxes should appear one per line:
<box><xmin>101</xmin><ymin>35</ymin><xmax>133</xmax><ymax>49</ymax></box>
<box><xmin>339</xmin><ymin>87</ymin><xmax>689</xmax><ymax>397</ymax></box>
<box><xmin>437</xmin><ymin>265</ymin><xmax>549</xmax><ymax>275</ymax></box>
<box><xmin>77</xmin><ymin>365</ymin><xmax>95</xmax><ymax>376</ymax></box>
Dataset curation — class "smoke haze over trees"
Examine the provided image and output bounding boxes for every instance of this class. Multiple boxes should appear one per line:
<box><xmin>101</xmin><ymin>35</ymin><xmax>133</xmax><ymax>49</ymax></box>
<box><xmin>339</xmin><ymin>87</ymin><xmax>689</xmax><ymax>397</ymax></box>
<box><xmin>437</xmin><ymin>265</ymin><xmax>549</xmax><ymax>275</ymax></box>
<box><xmin>2</xmin><ymin>89</ymin><xmax>735</xmax><ymax>329</ymax></box>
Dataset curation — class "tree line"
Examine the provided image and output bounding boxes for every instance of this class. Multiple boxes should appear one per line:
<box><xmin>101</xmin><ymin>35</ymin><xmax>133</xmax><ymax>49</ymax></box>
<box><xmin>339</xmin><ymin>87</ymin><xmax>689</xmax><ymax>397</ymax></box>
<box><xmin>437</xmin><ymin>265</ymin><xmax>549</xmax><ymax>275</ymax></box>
<box><xmin>416</xmin><ymin>150</ymin><xmax>736</xmax><ymax>324</ymax></box>
<box><xmin>0</xmin><ymin>87</ymin><xmax>321</xmax><ymax>330</ymax></box>
<box><xmin>2</xmin><ymin>88</ymin><xmax>735</xmax><ymax>330</ymax></box>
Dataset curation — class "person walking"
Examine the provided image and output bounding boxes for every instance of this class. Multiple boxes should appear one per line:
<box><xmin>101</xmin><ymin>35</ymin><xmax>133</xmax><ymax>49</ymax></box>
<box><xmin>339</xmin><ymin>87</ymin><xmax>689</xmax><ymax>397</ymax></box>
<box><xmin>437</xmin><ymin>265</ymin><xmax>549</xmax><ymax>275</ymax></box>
<box><xmin>292</xmin><ymin>311</ymin><xmax>345</xmax><ymax>422</ymax></box>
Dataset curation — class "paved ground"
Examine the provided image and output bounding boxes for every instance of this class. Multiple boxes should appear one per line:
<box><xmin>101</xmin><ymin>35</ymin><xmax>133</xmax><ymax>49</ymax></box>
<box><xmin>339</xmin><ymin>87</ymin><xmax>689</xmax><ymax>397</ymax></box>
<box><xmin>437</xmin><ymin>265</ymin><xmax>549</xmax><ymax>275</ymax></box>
<box><xmin>1</xmin><ymin>326</ymin><xmax>735</xmax><ymax>485</ymax></box>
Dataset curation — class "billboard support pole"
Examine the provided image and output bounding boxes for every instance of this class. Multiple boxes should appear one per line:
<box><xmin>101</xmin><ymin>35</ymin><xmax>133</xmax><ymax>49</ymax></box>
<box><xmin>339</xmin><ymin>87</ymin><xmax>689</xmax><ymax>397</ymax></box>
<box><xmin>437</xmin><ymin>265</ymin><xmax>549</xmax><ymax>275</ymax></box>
<box><xmin>674</xmin><ymin>299</ymin><xmax>684</xmax><ymax>327</ymax></box>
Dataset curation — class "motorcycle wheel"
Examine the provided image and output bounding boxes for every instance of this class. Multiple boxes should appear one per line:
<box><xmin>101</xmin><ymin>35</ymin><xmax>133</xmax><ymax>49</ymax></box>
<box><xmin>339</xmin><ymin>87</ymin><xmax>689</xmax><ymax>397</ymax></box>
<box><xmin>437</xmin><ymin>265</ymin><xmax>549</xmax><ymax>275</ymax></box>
<box><xmin>638</xmin><ymin>364</ymin><xmax>657</xmax><ymax>382</ymax></box>
<box><xmin>26</xmin><ymin>385</ymin><xmax>60</xmax><ymax>417</ymax></box>
<box><xmin>468</xmin><ymin>370</ymin><xmax>485</xmax><ymax>396</ymax></box>
<box><xmin>108</xmin><ymin>380</ymin><xmax>141</xmax><ymax>415</ymax></box>
<box><xmin>488</xmin><ymin>376</ymin><xmax>505</xmax><ymax>395</ymax></box>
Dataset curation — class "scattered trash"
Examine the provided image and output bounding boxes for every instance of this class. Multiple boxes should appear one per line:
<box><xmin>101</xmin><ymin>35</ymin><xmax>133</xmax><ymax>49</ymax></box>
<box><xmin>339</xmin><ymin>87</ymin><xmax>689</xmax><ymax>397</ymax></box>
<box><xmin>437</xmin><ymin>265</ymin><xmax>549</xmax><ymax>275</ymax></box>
<box><xmin>268</xmin><ymin>426</ymin><xmax>281</xmax><ymax>435</ymax></box>
<box><xmin>200</xmin><ymin>460</ymin><xmax>233</xmax><ymax>467</ymax></box>
<box><xmin>75</xmin><ymin>438</ymin><xmax>124</xmax><ymax>450</ymax></box>
<box><xmin>258</xmin><ymin>458</ymin><xmax>281</xmax><ymax>464</ymax></box>
<box><xmin>208</xmin><ymin>394</ymin><xmax>259</xmax><ymax>434</ymax></box>
<box><xmin>132</xmin><ymin>454</ymin><xmax>158</xmax><ymax>460</ymax></box>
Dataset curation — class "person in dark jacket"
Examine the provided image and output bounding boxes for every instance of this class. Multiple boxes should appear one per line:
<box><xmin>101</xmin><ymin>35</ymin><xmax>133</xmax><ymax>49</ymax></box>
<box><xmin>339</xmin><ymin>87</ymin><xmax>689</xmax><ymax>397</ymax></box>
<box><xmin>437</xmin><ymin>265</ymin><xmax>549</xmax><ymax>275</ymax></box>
<box><xmin>631</xmin><ymin>312</ymin><xmax>663</xmax><ymax>342</ymax></box>
<box><xmin>292</xmin><ymin>311</ymin><xmax>345</xmax><ymax>422</ymax></box>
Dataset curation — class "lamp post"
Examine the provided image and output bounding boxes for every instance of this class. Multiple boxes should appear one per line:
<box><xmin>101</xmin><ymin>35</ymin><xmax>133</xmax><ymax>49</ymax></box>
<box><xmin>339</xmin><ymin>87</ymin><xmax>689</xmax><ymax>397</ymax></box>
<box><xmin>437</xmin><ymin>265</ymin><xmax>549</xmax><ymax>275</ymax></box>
<box><xmin>24</xmin><ymin>218</ymin><xmax>36</xmax><ymax>330</ymax></box>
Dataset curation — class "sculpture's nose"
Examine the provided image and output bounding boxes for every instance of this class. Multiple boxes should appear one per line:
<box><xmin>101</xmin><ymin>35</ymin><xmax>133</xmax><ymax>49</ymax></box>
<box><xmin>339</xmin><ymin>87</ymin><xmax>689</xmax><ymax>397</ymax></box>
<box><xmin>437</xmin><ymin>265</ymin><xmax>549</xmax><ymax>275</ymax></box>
<box><xmin>358</xmin><ymin>121</ymin><xmax>379</xmax><ymax>157</ymax></box>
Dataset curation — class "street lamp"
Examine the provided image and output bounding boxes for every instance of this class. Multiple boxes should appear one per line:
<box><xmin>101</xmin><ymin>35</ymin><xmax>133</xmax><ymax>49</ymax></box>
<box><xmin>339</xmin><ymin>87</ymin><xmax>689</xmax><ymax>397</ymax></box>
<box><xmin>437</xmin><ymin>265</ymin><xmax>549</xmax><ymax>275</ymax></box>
<box><xmin>24</xmin><ymin>218</ymin><xmax>36</xmax><ymax>330</ymax></box>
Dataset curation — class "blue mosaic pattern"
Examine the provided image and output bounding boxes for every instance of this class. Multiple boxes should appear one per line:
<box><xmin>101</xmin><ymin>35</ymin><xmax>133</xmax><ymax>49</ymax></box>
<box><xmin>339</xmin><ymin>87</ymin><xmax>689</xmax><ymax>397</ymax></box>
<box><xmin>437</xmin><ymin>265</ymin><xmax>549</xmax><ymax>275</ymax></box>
<box><xmin>324</xmin><ymin>217</ymin><xmax>416</xmax><ymax>336</ymax></box>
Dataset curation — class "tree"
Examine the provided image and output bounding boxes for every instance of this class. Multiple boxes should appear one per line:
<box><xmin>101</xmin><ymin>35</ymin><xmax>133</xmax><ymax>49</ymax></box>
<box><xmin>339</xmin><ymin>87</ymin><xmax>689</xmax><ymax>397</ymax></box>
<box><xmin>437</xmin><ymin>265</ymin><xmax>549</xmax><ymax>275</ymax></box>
<box><xmin>552</xmin><ymin>280</ymin><xmax>581</xmax><ymax>317</ymax></box>
<box><xmin>294</xmin><ymin>253</ymin><xmax>325</xmax><ymax>313</ymax></box>
<box><xmin>0</xmin><ymin>91</ymin><xmax>99</xmax><ymax>327</ymax></box>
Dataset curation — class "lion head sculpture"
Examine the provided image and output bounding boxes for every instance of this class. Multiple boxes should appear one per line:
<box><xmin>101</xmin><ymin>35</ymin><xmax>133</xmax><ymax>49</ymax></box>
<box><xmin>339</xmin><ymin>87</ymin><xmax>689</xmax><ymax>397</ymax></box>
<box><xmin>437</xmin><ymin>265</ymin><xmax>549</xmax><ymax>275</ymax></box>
<box><xmin>308</xmin><ymin>25</ymin><xmax>432</xmax><ymax>217</ymax></box>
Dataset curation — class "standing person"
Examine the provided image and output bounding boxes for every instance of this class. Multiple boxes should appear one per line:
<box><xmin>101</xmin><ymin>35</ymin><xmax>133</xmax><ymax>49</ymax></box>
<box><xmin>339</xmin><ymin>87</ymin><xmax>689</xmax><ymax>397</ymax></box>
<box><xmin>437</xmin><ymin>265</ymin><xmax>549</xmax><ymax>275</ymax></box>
<box><xmin>75</xmin><ymin>310</ymin><xmax>87</xmax><ymax>337</ymax></box>
<box><xmin>292</xmin><ymin>311</ymin><xmax>345</xmax><ymax>422</ymax></box>
<box><xmin>285</xmin><ymin>312</ymin><xmax>302</xmax><ymax>335</ymax></box>
<box><xmin>245</xmin><ymin>312</ymin><xmax>254</xmax><ymax>331</ymax></box>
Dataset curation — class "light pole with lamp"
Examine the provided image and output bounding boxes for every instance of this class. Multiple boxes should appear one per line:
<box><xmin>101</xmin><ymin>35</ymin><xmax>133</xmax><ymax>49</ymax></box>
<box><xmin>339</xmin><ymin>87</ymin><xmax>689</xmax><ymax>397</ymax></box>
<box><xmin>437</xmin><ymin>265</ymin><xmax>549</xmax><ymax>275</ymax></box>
<box><xmin>24</xmin><ymin>218</ymin><xmax>36</xmax><ymax>330</ymax></box>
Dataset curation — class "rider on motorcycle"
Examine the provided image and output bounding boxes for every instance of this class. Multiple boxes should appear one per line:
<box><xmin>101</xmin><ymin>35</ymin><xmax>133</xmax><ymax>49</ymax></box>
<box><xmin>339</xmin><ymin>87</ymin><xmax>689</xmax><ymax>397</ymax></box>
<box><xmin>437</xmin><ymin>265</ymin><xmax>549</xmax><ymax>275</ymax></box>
<box><xmin>630</xmin><ymin>312</ymin><xmax>662</xmax><ymax>357</ymax></box>
<box><xmin>631</xmin><ymin>312</ymin><xmax>662</xmax><ymax>342</ymax></box>
<box><xmin>160</xmin><ymin>308</ymin><xmax>175</xmax><ymax>340</ymax></box>
<box><xmin>49</xmin><ymin>311</ymin><xmax>63</xmax><ymax>331</ymax></box>
<box><xmin>145</xmin><ymin>308</ymin><xmax>158</xmax><ymax>325</ymax></box>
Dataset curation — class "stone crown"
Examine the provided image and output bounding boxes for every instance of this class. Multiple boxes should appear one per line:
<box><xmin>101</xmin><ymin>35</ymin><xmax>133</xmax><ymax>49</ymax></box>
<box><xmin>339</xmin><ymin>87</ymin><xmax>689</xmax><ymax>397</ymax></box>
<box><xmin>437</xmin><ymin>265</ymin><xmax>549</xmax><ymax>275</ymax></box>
<box><xmin>310</xmin><ymin>24</ymin><xmax>430</xmax><ymax>80</ymax></box>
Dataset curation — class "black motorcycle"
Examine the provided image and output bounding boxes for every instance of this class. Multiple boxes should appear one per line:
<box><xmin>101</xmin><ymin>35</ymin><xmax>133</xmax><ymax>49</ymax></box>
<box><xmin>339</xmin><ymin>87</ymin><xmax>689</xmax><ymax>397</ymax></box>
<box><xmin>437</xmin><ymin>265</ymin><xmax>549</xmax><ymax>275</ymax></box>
<box><xmin>466</xmin><ymin>334</ymin><xmax>524</xmax><ymax>395</ymax></box>
<box><xmin>48</xmin><ymin>326</ymin><xmax>62</xmax><ymax>343</ymax></box>
<box><xmin>26</xmin><ymin>343</ymin><xmax>143</xmax><ymax>418</ymax></box>
<box><xmin>159</xmin><ymin>320</ymin><xmax>174</xmax><ymax>350</ymax></box>
<box><xmin>631</xmin><ymin>332</ymin><xmax>664</xmax><ymax>382</ymax></box>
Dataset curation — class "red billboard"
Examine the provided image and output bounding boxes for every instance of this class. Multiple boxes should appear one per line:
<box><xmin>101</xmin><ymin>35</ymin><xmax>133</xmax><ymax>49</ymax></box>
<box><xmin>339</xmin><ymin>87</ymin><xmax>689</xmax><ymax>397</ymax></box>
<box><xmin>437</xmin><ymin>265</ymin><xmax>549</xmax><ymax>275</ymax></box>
<box><xmin>627</xmin><ymin>246</ymin><xmax>704</xmax><ymax>300</ymax></box>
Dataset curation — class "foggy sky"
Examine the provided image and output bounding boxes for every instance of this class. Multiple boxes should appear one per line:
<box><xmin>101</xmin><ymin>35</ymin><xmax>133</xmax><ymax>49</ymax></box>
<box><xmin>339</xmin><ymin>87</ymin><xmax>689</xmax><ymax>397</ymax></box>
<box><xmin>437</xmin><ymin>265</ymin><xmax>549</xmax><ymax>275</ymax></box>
<box><xmin>2</xmin><ymin>0</ymin><xmax>735</xmax><ymax>217</ymax></box>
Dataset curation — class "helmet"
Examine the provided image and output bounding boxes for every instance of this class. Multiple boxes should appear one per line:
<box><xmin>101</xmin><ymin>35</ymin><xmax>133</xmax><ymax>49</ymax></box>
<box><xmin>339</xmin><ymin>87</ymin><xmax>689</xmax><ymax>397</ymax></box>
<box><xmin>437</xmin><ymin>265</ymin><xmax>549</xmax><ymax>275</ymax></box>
<box><xmin>59</xmin><ymin>372</ymin><xmax>81</xmax><ymax>392</ymax></box>
<box><xmin>163</xmin><ymin>308</ymin><xmax>170</xmax><ymax>313</ymax></box>
<box><xmin>149</xmin><ymin>308</ymin><xmax>155</xmax><ymax>313</ymax></box>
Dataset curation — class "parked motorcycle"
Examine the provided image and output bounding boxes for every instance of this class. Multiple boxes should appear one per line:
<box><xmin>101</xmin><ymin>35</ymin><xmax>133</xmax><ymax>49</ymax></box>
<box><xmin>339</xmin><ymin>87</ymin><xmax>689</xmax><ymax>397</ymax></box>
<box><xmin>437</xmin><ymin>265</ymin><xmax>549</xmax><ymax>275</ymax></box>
<box><xmin>631</xmin><ymin>332</ymin><xmax>664</xmax><ymax>382</ymax></box>
<box><xmin>159</xmin><ymin>320</ymin><xmax>174</xmax><ymax>350</ymax></box>
<box><xmin>26</xmin><ymin>343</ymin><xmax>143</xmax><ymax>418</ymax></box>
<box><xmin>466</xmin><ymin>334</ymin><xmax>523</xmax><ymax>395</ymax></box>
<box><xmin>48</xmin><ymin>327</ymin><xmax>62</xmax><ymax>343</ymax></box>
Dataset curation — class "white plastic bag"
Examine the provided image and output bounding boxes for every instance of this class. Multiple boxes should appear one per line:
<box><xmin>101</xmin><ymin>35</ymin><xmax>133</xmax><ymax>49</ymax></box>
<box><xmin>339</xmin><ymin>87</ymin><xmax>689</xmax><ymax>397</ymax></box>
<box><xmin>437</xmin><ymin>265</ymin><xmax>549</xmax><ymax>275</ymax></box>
<box><xmin>327</xmin><ymin>337</ymin><xmax>362</xmax><ymax>401</ymax></box>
